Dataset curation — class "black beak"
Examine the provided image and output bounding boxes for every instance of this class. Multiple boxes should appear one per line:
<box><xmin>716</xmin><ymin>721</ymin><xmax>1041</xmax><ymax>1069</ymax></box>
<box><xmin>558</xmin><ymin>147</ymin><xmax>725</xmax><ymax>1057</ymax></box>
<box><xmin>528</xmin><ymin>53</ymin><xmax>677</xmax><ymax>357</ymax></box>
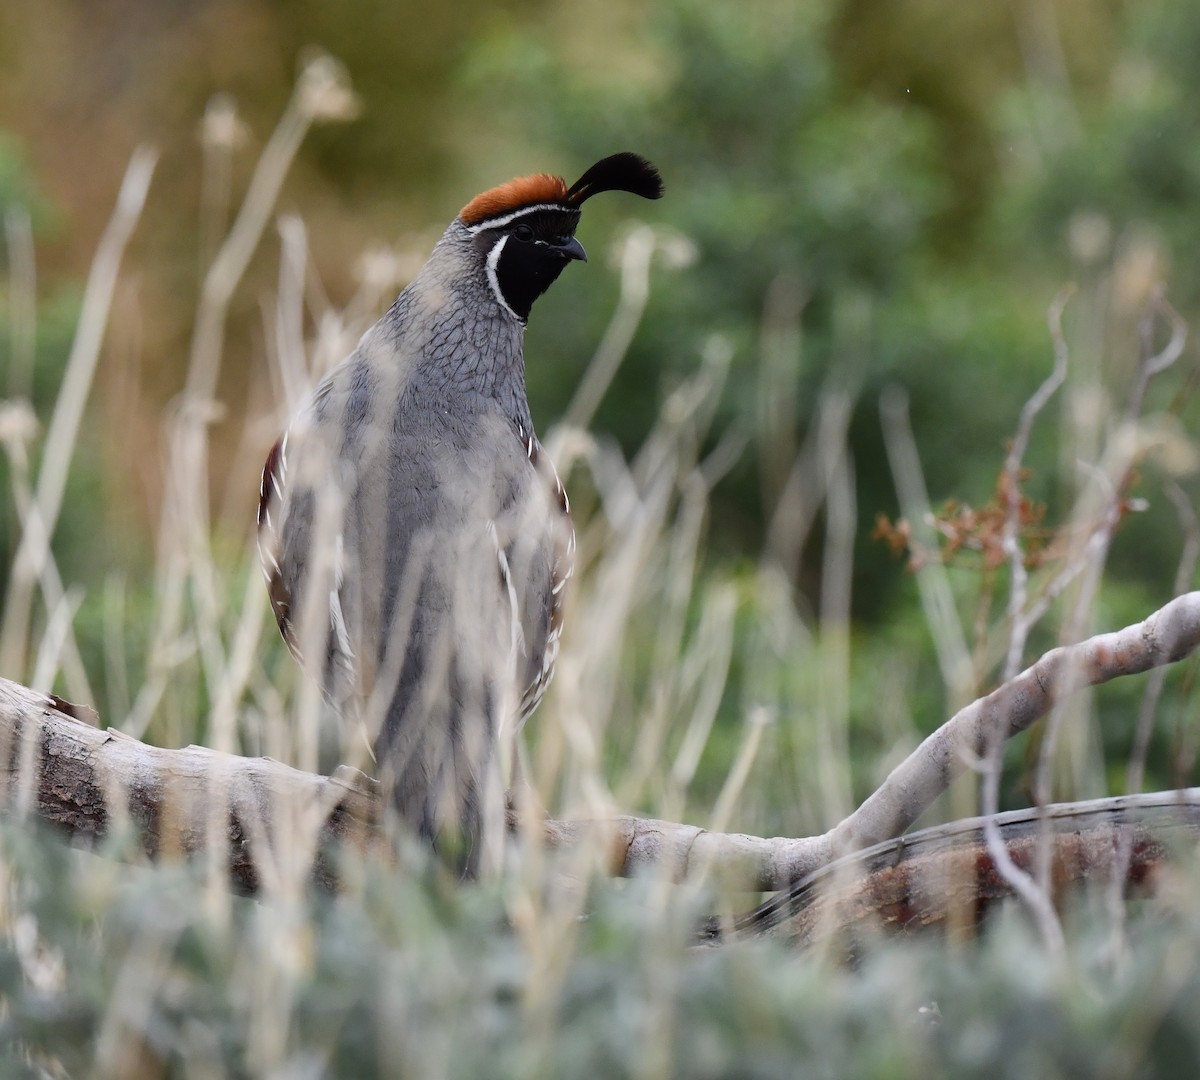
<box><xmin>557</xmin><ymin>235</ymin><xmax>587</xmax><ymax>263</ymax></box>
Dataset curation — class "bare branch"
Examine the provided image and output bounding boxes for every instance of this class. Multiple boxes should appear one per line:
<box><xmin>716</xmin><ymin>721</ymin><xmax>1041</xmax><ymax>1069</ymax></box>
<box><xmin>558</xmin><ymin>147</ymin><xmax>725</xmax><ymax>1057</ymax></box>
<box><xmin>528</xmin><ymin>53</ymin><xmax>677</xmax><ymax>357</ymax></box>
<box><xmin>989</xmin><ymin>286</ymin><xmax>1074</xmax><ymax>958</ymax></box>
<box><xmin>1</xmin><ymin>592</ymin><xmax>1198</xmax><ymax>901</ymax></box>
<box><xmin>1128</xmin><ymin>484</ymin><xmax>1200</xmax><ymax>796</ymax></box>
<box><xmin>736</xmin><ymin>790</ymin><xmax>1200</xmax><ymax>945</ymax></box>
<box><xmin>0</xmin><ymin>675</ymin><xmax>833</xmax><ymax>893</ymax></box>
<box><xmin>1003</xmin><ymin>285</ymin><xmax>1072</xmax><ymax>681</ymax></box>
<box><xmin>1129</xmin><ymin>288</ymin><xmax>1186</xmax><ymax>419</ymax></box>
<box><xmin>830</xmin><ymin>591</ymin><xmax>1200</xmax><ymax>854</ymax></box>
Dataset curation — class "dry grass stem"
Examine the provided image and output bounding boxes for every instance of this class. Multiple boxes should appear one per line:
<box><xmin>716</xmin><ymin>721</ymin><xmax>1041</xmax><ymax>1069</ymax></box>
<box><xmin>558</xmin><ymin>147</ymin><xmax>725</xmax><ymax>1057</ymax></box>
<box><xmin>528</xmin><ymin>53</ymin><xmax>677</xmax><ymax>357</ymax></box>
<box><xmin>3</xmin><ymin>203</ymin><xmax>36</xmax><ymax>400</ymax></box>
<box><xmin>0</xmin><ymin>146</ymin><xmax>156</xmax><ymax>681</ymax></box>
<box><xmin>1002</xmin><ymin>285</ymin><xmax>1072</xmax><ymax>681</ymax></box>
<box><xmin>880</xmin><ymin>385</ymin><xmax>975</xmax><ymax>705</ymax></box>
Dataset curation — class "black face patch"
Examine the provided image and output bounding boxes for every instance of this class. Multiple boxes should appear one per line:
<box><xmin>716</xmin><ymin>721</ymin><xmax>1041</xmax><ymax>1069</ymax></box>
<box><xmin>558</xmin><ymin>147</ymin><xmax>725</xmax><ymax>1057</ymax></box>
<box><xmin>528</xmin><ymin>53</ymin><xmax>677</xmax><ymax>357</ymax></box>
<box><xmin>476</xmin><ymin>207</ymin><xmax>584</xmax><ymax>321</ymax></box>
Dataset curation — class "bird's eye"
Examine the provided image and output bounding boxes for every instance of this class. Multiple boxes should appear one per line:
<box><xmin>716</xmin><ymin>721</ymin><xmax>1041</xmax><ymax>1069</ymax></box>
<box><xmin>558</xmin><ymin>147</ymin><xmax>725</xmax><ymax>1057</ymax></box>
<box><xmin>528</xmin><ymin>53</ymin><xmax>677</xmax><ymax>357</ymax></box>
<box><xmin>513</xmin><ymin>224</ymin><xmax>534</xmax><ymax>242</ymax></box>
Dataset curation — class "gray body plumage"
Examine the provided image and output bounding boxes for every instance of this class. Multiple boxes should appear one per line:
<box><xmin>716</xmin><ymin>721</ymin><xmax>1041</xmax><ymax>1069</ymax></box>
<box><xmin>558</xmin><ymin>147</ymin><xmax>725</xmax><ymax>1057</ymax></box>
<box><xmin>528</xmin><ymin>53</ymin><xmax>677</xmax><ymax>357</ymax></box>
<box><xmin>261</xmin><ymin>222</ymin><xmax>565</xmax><ymax>870</ymax></box>
<box><xmin>260</xmin><ymin>152</ymin><xmax>662</xmax><ymax>872</ymax></box>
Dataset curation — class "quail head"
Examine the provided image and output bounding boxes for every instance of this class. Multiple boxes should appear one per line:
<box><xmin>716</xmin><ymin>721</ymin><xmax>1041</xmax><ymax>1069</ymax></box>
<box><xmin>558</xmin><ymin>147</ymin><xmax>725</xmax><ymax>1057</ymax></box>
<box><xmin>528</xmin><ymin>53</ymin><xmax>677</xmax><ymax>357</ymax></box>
<box><xmin>258</xmin><ymin>152</ymin><xmax>664</xmax><ymax>872</ymax></box>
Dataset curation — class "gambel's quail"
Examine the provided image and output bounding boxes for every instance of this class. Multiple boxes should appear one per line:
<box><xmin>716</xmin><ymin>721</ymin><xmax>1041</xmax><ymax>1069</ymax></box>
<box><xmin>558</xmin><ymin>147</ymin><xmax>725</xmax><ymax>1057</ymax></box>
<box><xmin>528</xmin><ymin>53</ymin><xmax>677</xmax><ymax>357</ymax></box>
<box><xmin>258</xmin><ymin>153</ymin><xmax>663</xmax><ymax>871</ymax></box>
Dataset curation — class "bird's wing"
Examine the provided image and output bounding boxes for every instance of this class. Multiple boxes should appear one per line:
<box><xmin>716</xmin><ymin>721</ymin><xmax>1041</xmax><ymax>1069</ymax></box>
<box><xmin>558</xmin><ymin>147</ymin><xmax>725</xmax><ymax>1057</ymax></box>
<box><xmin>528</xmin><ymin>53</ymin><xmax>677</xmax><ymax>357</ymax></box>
<box><xmin>504</xmin><ymin>423</ymin><xmax>574</xmax><ymax>725</ymax></box>
<box><xmin>257</xmin><ymin>429</ymin><xmax>298</xmax><ymax>657</ymax></box>
<box><xmin>257</xmin><ymin>376</ymin><xmax>357</xmax><ymax>697</ymax></box>
<box><xmin>261</xmin><ymin>384</ymin><xmax>571</xmax><ymax>743</ymax></box>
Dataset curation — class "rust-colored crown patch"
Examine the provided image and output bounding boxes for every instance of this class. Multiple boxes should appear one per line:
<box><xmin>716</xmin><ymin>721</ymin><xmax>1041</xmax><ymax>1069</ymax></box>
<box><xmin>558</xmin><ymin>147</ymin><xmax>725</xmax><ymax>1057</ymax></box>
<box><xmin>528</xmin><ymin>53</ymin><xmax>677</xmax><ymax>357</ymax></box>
<box><xmin>460</xmin><ymin>173</ymin><xmax>570</xmax><ymax>226</ymax></box>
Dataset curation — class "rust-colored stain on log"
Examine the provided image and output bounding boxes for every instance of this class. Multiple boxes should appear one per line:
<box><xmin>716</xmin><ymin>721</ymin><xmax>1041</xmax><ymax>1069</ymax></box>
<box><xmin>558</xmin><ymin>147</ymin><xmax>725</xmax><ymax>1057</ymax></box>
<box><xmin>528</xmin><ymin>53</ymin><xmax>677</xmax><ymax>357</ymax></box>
<box><xmin>763</xmin><ymin>825</ymin><xmax>1175</xmax><ymax>946</ymax></box>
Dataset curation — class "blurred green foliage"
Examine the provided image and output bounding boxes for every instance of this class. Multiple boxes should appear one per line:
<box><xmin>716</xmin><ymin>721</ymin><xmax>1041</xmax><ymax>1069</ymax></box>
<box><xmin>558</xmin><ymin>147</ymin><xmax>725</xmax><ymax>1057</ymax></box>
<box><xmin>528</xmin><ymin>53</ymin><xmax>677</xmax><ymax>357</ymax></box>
<box><xmin>0</xmin><ymin>2</ymin><xmax>1199</xmax><ymax>1076</ymax></box>
<box><xmin>1</xmin><ymin>0</ymin><xmax>1197</xmax><ymax>800</ymax></box>
<box><xmin>464</xmin><ymin>0</ymin><xmax>1197</xmax><ymax>630</ymax></box>
<box><xmin>469</xmin><ymin>0</ymin><xmax>946</xmax><ymax>538</ymax></box>
<box><xmin>460</xmin><ymin>0</ymin><xmax>1200</xmax><ymax>814</ymax></box>
<box><xmin>4</xmin><ymin>823</ymin><xmax>1200</xmax><ymax>1078</ymax></box>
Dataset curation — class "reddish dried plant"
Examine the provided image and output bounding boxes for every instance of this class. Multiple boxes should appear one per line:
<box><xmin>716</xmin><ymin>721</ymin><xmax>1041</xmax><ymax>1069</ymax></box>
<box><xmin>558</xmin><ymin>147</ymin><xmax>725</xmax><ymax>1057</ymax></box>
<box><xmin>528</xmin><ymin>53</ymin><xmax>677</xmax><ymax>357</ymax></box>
<box><xmin>873</xmin><ymin>462</ymin><xmax>1140</xmax><ymax>577</ymax></box>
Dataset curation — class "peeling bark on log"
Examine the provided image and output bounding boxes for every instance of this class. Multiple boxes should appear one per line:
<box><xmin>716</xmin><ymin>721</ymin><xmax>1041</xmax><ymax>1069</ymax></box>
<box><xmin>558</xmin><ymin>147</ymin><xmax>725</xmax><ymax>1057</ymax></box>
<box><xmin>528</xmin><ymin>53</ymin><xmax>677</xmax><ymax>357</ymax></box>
<box><xmin>0</xmin><ymin>679</ymin><xmax>382</xmax><ymax>893</ymax></box>
<box><xmin>6</xmin><ymin>678</ymin><xmax>1200</xmax><ymax>942</ymax></box>
<box><xmin>0</xmin><ymin>676</ymin><xmax>832</xmax><ymax>893</ymax></box>
<box><xmin>722</xmin><ymin>791</ymin><xmax>1200</xmax><ymax>944</ymax></box>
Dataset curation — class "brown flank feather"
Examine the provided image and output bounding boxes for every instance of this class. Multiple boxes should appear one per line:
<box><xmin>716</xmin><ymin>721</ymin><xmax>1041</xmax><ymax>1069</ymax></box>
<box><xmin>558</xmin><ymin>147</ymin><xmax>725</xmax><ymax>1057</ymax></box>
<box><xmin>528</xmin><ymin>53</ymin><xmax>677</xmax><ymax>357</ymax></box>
<box><xmin>460</xmin><ymin>173</ymin><xmax>569</xmax><ymax>226</ymax></box>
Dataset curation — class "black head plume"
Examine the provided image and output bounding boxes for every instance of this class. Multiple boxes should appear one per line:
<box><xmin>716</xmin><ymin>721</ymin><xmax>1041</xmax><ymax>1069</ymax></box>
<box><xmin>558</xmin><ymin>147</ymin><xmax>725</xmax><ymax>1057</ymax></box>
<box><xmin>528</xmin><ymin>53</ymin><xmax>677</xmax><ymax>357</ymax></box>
<box><xmin>565</xmin><ymin>152</ymin><xmax>664</xmax><ymax>206</ymax></box>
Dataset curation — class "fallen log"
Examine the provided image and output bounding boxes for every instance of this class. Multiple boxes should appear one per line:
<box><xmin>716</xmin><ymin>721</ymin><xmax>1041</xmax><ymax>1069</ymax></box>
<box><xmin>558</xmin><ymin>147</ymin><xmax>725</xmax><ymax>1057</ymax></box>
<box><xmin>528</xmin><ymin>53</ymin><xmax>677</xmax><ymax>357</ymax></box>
<box><xmin>0</xmin><ymin>591</ymin><xmax>1197</xmax><ymax>936</ymax></box>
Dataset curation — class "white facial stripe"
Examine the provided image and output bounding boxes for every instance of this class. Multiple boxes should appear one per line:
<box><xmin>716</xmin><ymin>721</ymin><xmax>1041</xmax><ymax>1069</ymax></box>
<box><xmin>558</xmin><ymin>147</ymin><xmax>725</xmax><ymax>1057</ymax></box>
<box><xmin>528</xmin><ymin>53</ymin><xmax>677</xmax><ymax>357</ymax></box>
<box><xmin>464</xmin><ymin>203</ymin><xmax>576</xmax><ymax>234</ymax></box>
<box><xmin>485</xmin><ymin>233</ymin><xmax>519</xmax><ymax>319</ymax></box>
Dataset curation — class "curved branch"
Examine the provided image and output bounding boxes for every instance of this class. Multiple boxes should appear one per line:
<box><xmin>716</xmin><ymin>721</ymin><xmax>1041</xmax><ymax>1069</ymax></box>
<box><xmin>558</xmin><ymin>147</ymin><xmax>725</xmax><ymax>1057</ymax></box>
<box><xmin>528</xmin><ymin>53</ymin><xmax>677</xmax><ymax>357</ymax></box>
<box><xmin>1</xmin><ymin>592</ymin><xmax>1198</xmax><ymax>898</ymax></box>
<box><xmin>828</xmin><ymin>590</ymin><xmax>1200</xmax><ymax>856</ymax></box>
<box><xmin>725</xmin><ymin>789</ymin><xmax>1200</xmax><ymax>944</ymax></box>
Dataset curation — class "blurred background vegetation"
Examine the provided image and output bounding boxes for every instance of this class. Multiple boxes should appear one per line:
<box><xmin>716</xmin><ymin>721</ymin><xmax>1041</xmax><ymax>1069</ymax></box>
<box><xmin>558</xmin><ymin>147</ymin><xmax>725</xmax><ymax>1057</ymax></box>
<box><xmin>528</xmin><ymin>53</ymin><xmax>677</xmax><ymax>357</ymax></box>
<box><xmin>2</xmin><ymin>1</ymin><xmax>1200</xmax><ymax>1073</ymax></box>
<box><xmin>2</xmin><ymin>0</ymin><xmax>1197</xmax><ymax>807</ymax></box>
